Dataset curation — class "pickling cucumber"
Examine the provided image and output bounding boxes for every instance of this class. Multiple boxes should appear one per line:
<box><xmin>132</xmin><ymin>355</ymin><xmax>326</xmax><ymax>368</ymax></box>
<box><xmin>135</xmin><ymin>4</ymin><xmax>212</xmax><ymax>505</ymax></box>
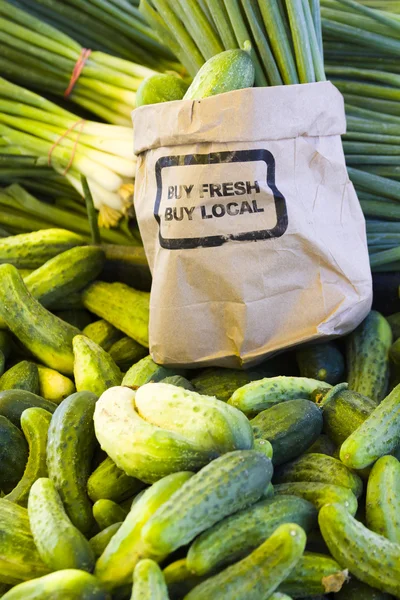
<box><xmin>0</xmin><ymin>265</ymin><xmax>79</xmax><ymax>375</ymax></box>
<box><xmin>0</xmin><ymin>389</ymin><xmax>56</xmax><ymax>427</ymax></box>
<box><xmin>82</xmin><ymin>320</ymin><xmax>123</xmax><ymax>352</ymax></box>
<box><xmin>73</xmin><ymin>335</ymin><xmax>122</xmax><ymax>396</ymax></box>
<box><xmin>1</xmin><ymin>570</ymin><xmax>109</xmax><ymax>599</ymax></box>
<box><xmin>93</xmin><ymin>500</ymin><xmax>127</xmax><ymax>531</ymax></box>
<box><xmin>142</xmin><ymin>450</ymin><xmax>272</xmax><ymax>556</ymax></box>
<box><xmin>184</xmin><ymin>523</ymin><xmax>306</xmax><ymax>600</ymax></box>
<box><xmin>278</xmin><ymin>552</ymin><xmax>347</xmax><ymax>597</ymax></box>
<box><xmin>228</xmin><ymin>376</ymin><xmax>331</xmax><ymax>416</ymax></box>
<box><xmin>136</xmin><ymin>73</ymin><xmax>188</xmax><ymax>106</ymax></box>
<box><xmin>335</xmin><ymin>578</ymin><xmax>393</xmax><ymax>599</ymax></box>
<box><xmin>250</xmin><ymin>399</ymin><xmax>322</xmax><ymax>465</ymax></box>
<box><xmin>109</xmin><ymin>337</ymin><xmax>147</xmax><ymax>372</ymax></box>
<box><xmin>305</xmin><ymin>434</ymin><xmax>336</xmax><ymax>456</ymax></box>
<box><xmin>5</xmin><ymin>407</ymin><xmax>51</xmax><ymax>506</ymax></box>
<box><xmin>340</xmin><ymin>383</ymin><xmax>400</xmax><ymax>469</ymax></box>
<box><xmin>296</xmin><ymin>342</ymin><xmax>345</xmax><ymax>385</ymax></box>
<box><xmin>47</xmin><ymin>390</ymin><xmax>97</xmax><ymax>534</ymax></box>
<box><xmin>36</xmin><ymin>365</ymin><xmax>75</xmax><ymax>404</ymax></box>
<box><xmin>186</xmin><ymin>494</ymin><xmax>317</xmax><ymax>576</ymax></box>
<box><xmin>366</xmin><ymin>455</ymin><xmax>400</xmax><ymax>543</ymax></box>
<box><xmin>163</xmin><ymin>559</ymin><xmax>206</xmax><ymax>599</ymax></box>
<box><xmin>319</xmin><ymin>502</ymin><xmax>400</xmax><ymax>597</ymax></box>
<box><xmin>0</xmin><ymin>361</ymin><xmax>39</xmax><ymax>394</ymax></box>
<box><xmin>122</xmin><ymin>355</ymin><xmax>185</xmax><ymax>387</ymax></box>
<box><xmin>28</xmin><ymin>478</ymin><xmax>95</xmax><ymax>572</ymax></box>
<box><xmin>346</xmin><ymin>311</ymin><xmax>392</xmax><ymax>403</ymax></box>
<box><xmin>88</xmin><ymin>456</ymin><xmax>144</xmax><ymax>504</ymax></box>
<box><xmin>0</xmin><ymin>416</ymin><xmax>28</xmax><ymax>493</ymax></box>
<box><xmin>89</xmin><ymin>523</ymin><xmax>122</xmax><ymax>559</ymax></box>
<box><xmin>274</xmin><ymin>482</ymin><xmax>358</xmax><ymax>514</ymax></box>
<box><xmin>191</xmin><ymin>368</ymin><xmax>259</xmax><ymax>402</ymax></box>
<box><xmin>274</xmin><ymin>453</ymin><xmax>363</xmax><ymax>497</ymax></box>
<box><xmin>131</xmin><ymin>559</ymin><xmax>169</xmax><ymax>600</ymax></box>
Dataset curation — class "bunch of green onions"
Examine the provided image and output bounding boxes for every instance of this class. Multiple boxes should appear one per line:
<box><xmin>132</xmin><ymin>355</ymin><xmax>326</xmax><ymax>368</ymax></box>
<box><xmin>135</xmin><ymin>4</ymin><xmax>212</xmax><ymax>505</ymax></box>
<box><xmin>139</xmin><ymin>0</ymin><xmax>326</xmax><ymax>85</ymax></box>
<box><xmin>0</xmin><ymin>0</ymin><xmax>163</xmax><ymax>126</ymax></box>
<box><xmin>0</xmin><ymin>77</ymin><xmax>136</xmax><ymax>227</ymax></box>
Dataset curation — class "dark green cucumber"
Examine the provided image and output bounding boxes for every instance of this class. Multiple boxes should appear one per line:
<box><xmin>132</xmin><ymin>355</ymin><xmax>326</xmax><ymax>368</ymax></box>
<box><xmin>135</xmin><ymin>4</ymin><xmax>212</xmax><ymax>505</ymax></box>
<box><xmin>5</xmin><ymin>407</ymin><xmax>51</xmax><ymax>506</ymax></box>
<box><xmin>28</xmin><ymin>478</ymin><xmax>95</xmax><ymax>572</ymax></box>
<box><xmin>136</xmin><ymin>73</ymin><xmax>188</xmax><ymax>106</ymax></box>
<box><xmin>318</xmin><ymin>384</ymin><xmax>377</xmax><ymax>446</ymax></box>
<box><xmin>183</xmin><ymin>46</ymin><xmax>255</xmax><ymax>100</ymax></box>
<box><xmin>46</xmin><ymin>391</ymin><xmax>97</xmax><ymax>534</ymax></box>
<box><xmin>228</xmin><ymin>376</ymin><xmax>331</xmax><ymax>416</ymax></box>
<box><xmin>160</xmin><ymin>375</ymin><xmax>195</xmax><ymax>391</ymax></box>
<box><xmin>49</xmin><ymin>292</ymin><xmax>84</xmax><ymax>311</ymax></box>
<box><xmin>335</xmin><ymin>578</ymin><xmax>393</xmax><ymax>599</ymax></box>
<box><xmin>0</xmin><ymin>416</ymin><xmax>28</xmax><ymax>493</ymax></box>
<box><xmin>0</xmin><ymin>265</ymin><xmax>79</xmax><ymax>375</ymax></box>
<box><xmin>187</xmin><ymin>494</ymin><xmax>317</xmax><ymax>576</ymax></box>
<box><xmin>82</xmin><ymin>320</ymin><xmax>123</xmax><ymax>352</ymax></box>
<box><xmin>278</xmin><ymin>552</ymin><xmax>347</xmax><ymax>597</ymax></box>
<box><xmin>121</xmin><ymin>355</ymin><xmax>186</xmax><ymax>387</ymax></box>
<box><xmin>0</xmin><ymin>499</ymin><xmax>48</xmax><ymax>584</ymax></box>
<box><xmin>274</xmin><ymin>482</ymin><xmax>358</xmax><ymax>515</ymax></box>
<box><xmin>93</xmin><ymin>500</ymin><xmax>127</xmax><ymax>531</ymax></box>
<box><xmin>250</xmin><ymin>399</ymin><xmax>322</xmax><ymax>465</ymax></box>
<box><xmin>305</xmin><ymin>434</ymin><xmax>336</xmax><ymax>456</ymax></box>
<box><xmin>95</xmin><ymin>471</ymin><xmax>194</xmax><ymax>590</ymax></box>
<box><xmin>23</xmin><ymin>246</ymin><xmax>105</xmax><ymax>309</ymax></box>
<box><xmin>0</xmin><ymin>229</ymin><xmax>86</xmax><ymax>269</ymax></box>
<box><xmin>366</xmin><ymin>455</ymin><xmax>400</xmax><ymax>543</ymax></box>
<box><xmin>132</xmin><ymin>559</ymin><xmax>169</xmax><ymax>600</ymax></box>
<box><xmin>0</xmin><ymin>361</ymin><xmax>39</xmax><ymax>394</ymax></box>
<box><xmin>73</xmin><ymin>335</ymin><xmax>122</xmax><ymax>396</ymax></box>
<box><xmin>0</xmin><ymin>389</ymin><xmax>56</xmax><ymax>427</ymax></box>
<box><xmin>191</xmin><ymin>368</ymin><xmax>260</xmax><ymax>402</ymax></box>
<box><xmin>109</xmin><ymin>336</ymin><xmax>147</xmax><ymax>371</ymax></box>
<box><xmin>1</xmin><ymin>570</ymin><xmax>109</xmax><ymax>599</ymax></box>
<box><xmin>340</xmin><ymin>383</ymin><xmax>400</xmax><ymax>470</ymax></box>
<box><xmin>89</xmin><ymin>523</ymin><xmax>122</xmax><ymax>558</ymax></box>
<box><xmin>346</xmin><ymin>311</ymin><xmax>392</xmax><ymax>403</ymax></box>
<box><xmin>319</xmin><ymin>502</ymin><xmax>400</xmax><ymax>597</ymax></box>
<box><xmin>0</xmin><ymin>331</ymin><xmax>14</xmax><ymax>361</ymax></box>
<box><xmin>274</xmin><ymin>453</ymin><xmax>363</xmax><ymax>498</ymax></box>
<box><xmin>184</xmin><ymin>523</ymin><xmax>306</xmax><ymax>600</ymax></box>
<box><xmin>88</xmin><ymin>456</ymin><xmax>144</xmax><ymax>504</ymax></box>
<box><xmin>142</xmin><ymin>451</ymin><xmax>273</xmax><ymax>556</ymax></box>
<box><xmin>296</xmin><ymin>342</ymin><xmax>345</xmax><ymax>385</ymax></box>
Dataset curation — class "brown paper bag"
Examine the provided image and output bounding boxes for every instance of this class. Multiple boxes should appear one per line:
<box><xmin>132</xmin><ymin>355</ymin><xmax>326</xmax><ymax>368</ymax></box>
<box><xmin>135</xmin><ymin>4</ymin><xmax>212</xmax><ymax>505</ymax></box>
<box><xmin>132</xmin><ymin>82</ymin><xmax>372</xmax><ymax>368</ymax></box>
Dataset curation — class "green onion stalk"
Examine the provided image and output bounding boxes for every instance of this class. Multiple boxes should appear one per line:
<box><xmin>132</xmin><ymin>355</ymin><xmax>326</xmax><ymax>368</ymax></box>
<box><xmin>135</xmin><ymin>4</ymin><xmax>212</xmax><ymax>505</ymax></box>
<box><xmin>0</xmin><ymin>0</ymin><xmax>186</xmax><ymax>126</ymax></box>
<box><xmin>0</xmin><ymin>77</ymin><xmax>137</xmax><ymax>229</ymax></box>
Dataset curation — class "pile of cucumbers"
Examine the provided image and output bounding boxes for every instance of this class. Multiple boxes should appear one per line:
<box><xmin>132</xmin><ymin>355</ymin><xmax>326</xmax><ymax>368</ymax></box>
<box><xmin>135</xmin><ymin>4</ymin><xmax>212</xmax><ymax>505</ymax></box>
<box><xmin>1</xmin><ymin>228</ymin><xmax>400</xmax><ymax>599</ymax></box>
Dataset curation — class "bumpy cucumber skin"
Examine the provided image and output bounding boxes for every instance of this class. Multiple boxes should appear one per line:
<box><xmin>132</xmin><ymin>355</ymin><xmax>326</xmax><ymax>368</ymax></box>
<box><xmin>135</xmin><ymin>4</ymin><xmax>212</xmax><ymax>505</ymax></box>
<box><xmin>296</xmin><ymin>342</ymin><xmax>345</xmax><ymax>385</ymax></box>
<box><xmin>122</xmin><ymin>355</ymin><xmax>185</xmax><ymax>387</ymax></box>
<box><xmin>278</xmin><ymin>552</ymin><xmax>346</xmax><ymax>597</ymax></box>
<box><xmin>109</xmin><ymin>336</ymin><xmax>147</xmax><ymax>371</ymax></box>
<box><xmin>184</xmin><ymin>48</ymin><xmax>255</xmax><ymax>100</ymax></box>
<box><xmin>0</xmin><ymin>499</ymin><xmax>49</xmax><ymax>585</ymax></box>
<box><xmin>191</xmin><ymin>368</ymin><xmax>257</xmax><ymax>402</ymax></box>
<box><xmin>88</xmin><ymin>456</ymin><xmax>144</xmax><ymax>504</ymax></box>
<box><xmin>274</xmin><ymin>453</ymin><xmax>363</xmax><ymax>498</ymax></box>
<box><xmin>0</xmin><ymin>415</ymin><xmax>28</xmax><ymax>493</ymax></box>
<box><xmin>23</xmin><ymin>246</ymin><xmax>105</xmax><ymax>309</ymax></box>
<box><xmin>132</xmin><ymin>559</ymin><xmax>169</xmax><ymax>600</ymax></box>
<box><xmin>187</xmin><ymin>494</ymin><xmax>317</xmax><ymax>576</ymax></box>
<box><xmin>305</xmin><ymin>434</ymin><xmax>336</xmax><ymax>456</ymax></box>
<box><xmin>82</xmin><ymin>320</ymin><xmax>123</xmax><ymax>352</ymax></box>
<box><xmin>184</xmin><ymin>523</ymin><xmax>306</xmax><ymax>600</ymax></box>
<box><xmin>37</xmin><ymin>365</ymin><xmax>75</xmax><ymax>404</ymax></box>
<box><xmin>340</xmin><ymin>383</ymin><xmax>400</xmax><ymax>469</ymax></box>
<box><xmin>5</xmin><ymin>407</ymin><xmax>51</xmax><ymax>506</ymax></box>
<box><xmin>346</xmin><ymin>310</ymin><xmax>392</xmax><ymax>403</ymax></box>
<box><xmin>95</xmin><ymin>471</ymin><xmax>193</xmax><ymax>590</ymax></box>
<box><xmin>228</xmin><ymin>376</ymin><xmax>331</xmax><ymax>416</ymax></box>
<box><xmin>0</xmin><ymin>361</ymin><xmax>39</xmax><ymax>394</ymax></box>
<box><xmin>142</xmin><ymin>451</ymin><xmax>273</xmax><ymax>556</ymax></box>
<box><xmin>82</xmin><ymin>281</ymin><xmax>149</xmax><ymax>347</ymax></box>
<box><xmin>0</xmin><ymin>265</ymin><xmax>79</xmax><ymax>375</ymax></box>
<box><xmin>135</xmin><ymin>383</ymin><xmax>254</xmax><ymax>456</ymax></box>
<box><xmin>251</xmin><ymin>399</ymin><xmax>323</xmax><ymax>465</ymax></box>
<box><xmin>46</xmin><ymin>391</ymin><xmax>97</xmax><ymax>534</ymax></box>
<box><xmin>320</xmin><ymin>387</ymin><xmax>376</xmax><ymax>446</ymax></box>
<box><xmin>366</xmin><ymin>455</ymin><xmax>400</xmax><ymax>543</ymax></box>
<box><xmin>28</xmin><ymin>478</ymin><xmax>95</xmax><ymax>572</ymax></box>
<box><xmin>1</xmin><ymin>570</ymin><xmax>109</xmax><ymax>599</ymax></box>
<box><xmin>319</xmin><ymin>502</ymin><xmax>400</xmax><ymax>597</ymax></box>
<box><xmin>0</xmin><ymin>229</ymin><xmax>85</xmax><ymax>270</ymax></box>
<box><xmin>335</xmin><ymin>577</ymin><xmax>393</xmax><ymax>599</ymax></box>
<box><xmin>73</xmin><ymin>335</ymin><xmax>122</xmax><ymax>396</ymax></box>
<box><xmin>89</xmin><ymin>523</ymin><xmax>122</xmax><ymax>559</ymax></box>
<box><xmin>93</xmin><ymin>500</ymin><xmax>127</xmax><ymax>531</ymax></box>
<box><xmin>0</xmin><ymin>389</ymin><xmax>56</xmax><ymax>427</ymax></box>
<box><xmin>136</xmin><ymin>73</ymin><xmax>188</xmax><ymax>106</ymax></box>
<box><xmin>274</xmin><ymin>482</ymin><xmax>358</xmax><ymax>515</ymax></box>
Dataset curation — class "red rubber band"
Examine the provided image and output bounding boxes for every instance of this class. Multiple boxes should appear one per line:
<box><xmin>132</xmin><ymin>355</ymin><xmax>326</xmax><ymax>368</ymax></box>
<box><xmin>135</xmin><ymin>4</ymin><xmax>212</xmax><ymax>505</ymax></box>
<box><xmin>64</xmin><ymin>48</ymin><xmax>92</xmax><ymax>98</ymax></box>
<box><xmin>48</xmin><ymin>119</ymin><xmax>86</xmax><ymax>175</ymax></box>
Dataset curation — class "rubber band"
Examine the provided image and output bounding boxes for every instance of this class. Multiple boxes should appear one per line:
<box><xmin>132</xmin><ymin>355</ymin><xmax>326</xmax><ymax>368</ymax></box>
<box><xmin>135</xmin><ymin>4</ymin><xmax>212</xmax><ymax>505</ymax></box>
<box><xmin>64</xmin><ymin>48</ymin><xmax>92</xmax><ymax>98</ymax></box>
<box><xmin>48</xmin><ymin>119</ymin><xmax>86</xmax><ymax>175</ymax></box>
